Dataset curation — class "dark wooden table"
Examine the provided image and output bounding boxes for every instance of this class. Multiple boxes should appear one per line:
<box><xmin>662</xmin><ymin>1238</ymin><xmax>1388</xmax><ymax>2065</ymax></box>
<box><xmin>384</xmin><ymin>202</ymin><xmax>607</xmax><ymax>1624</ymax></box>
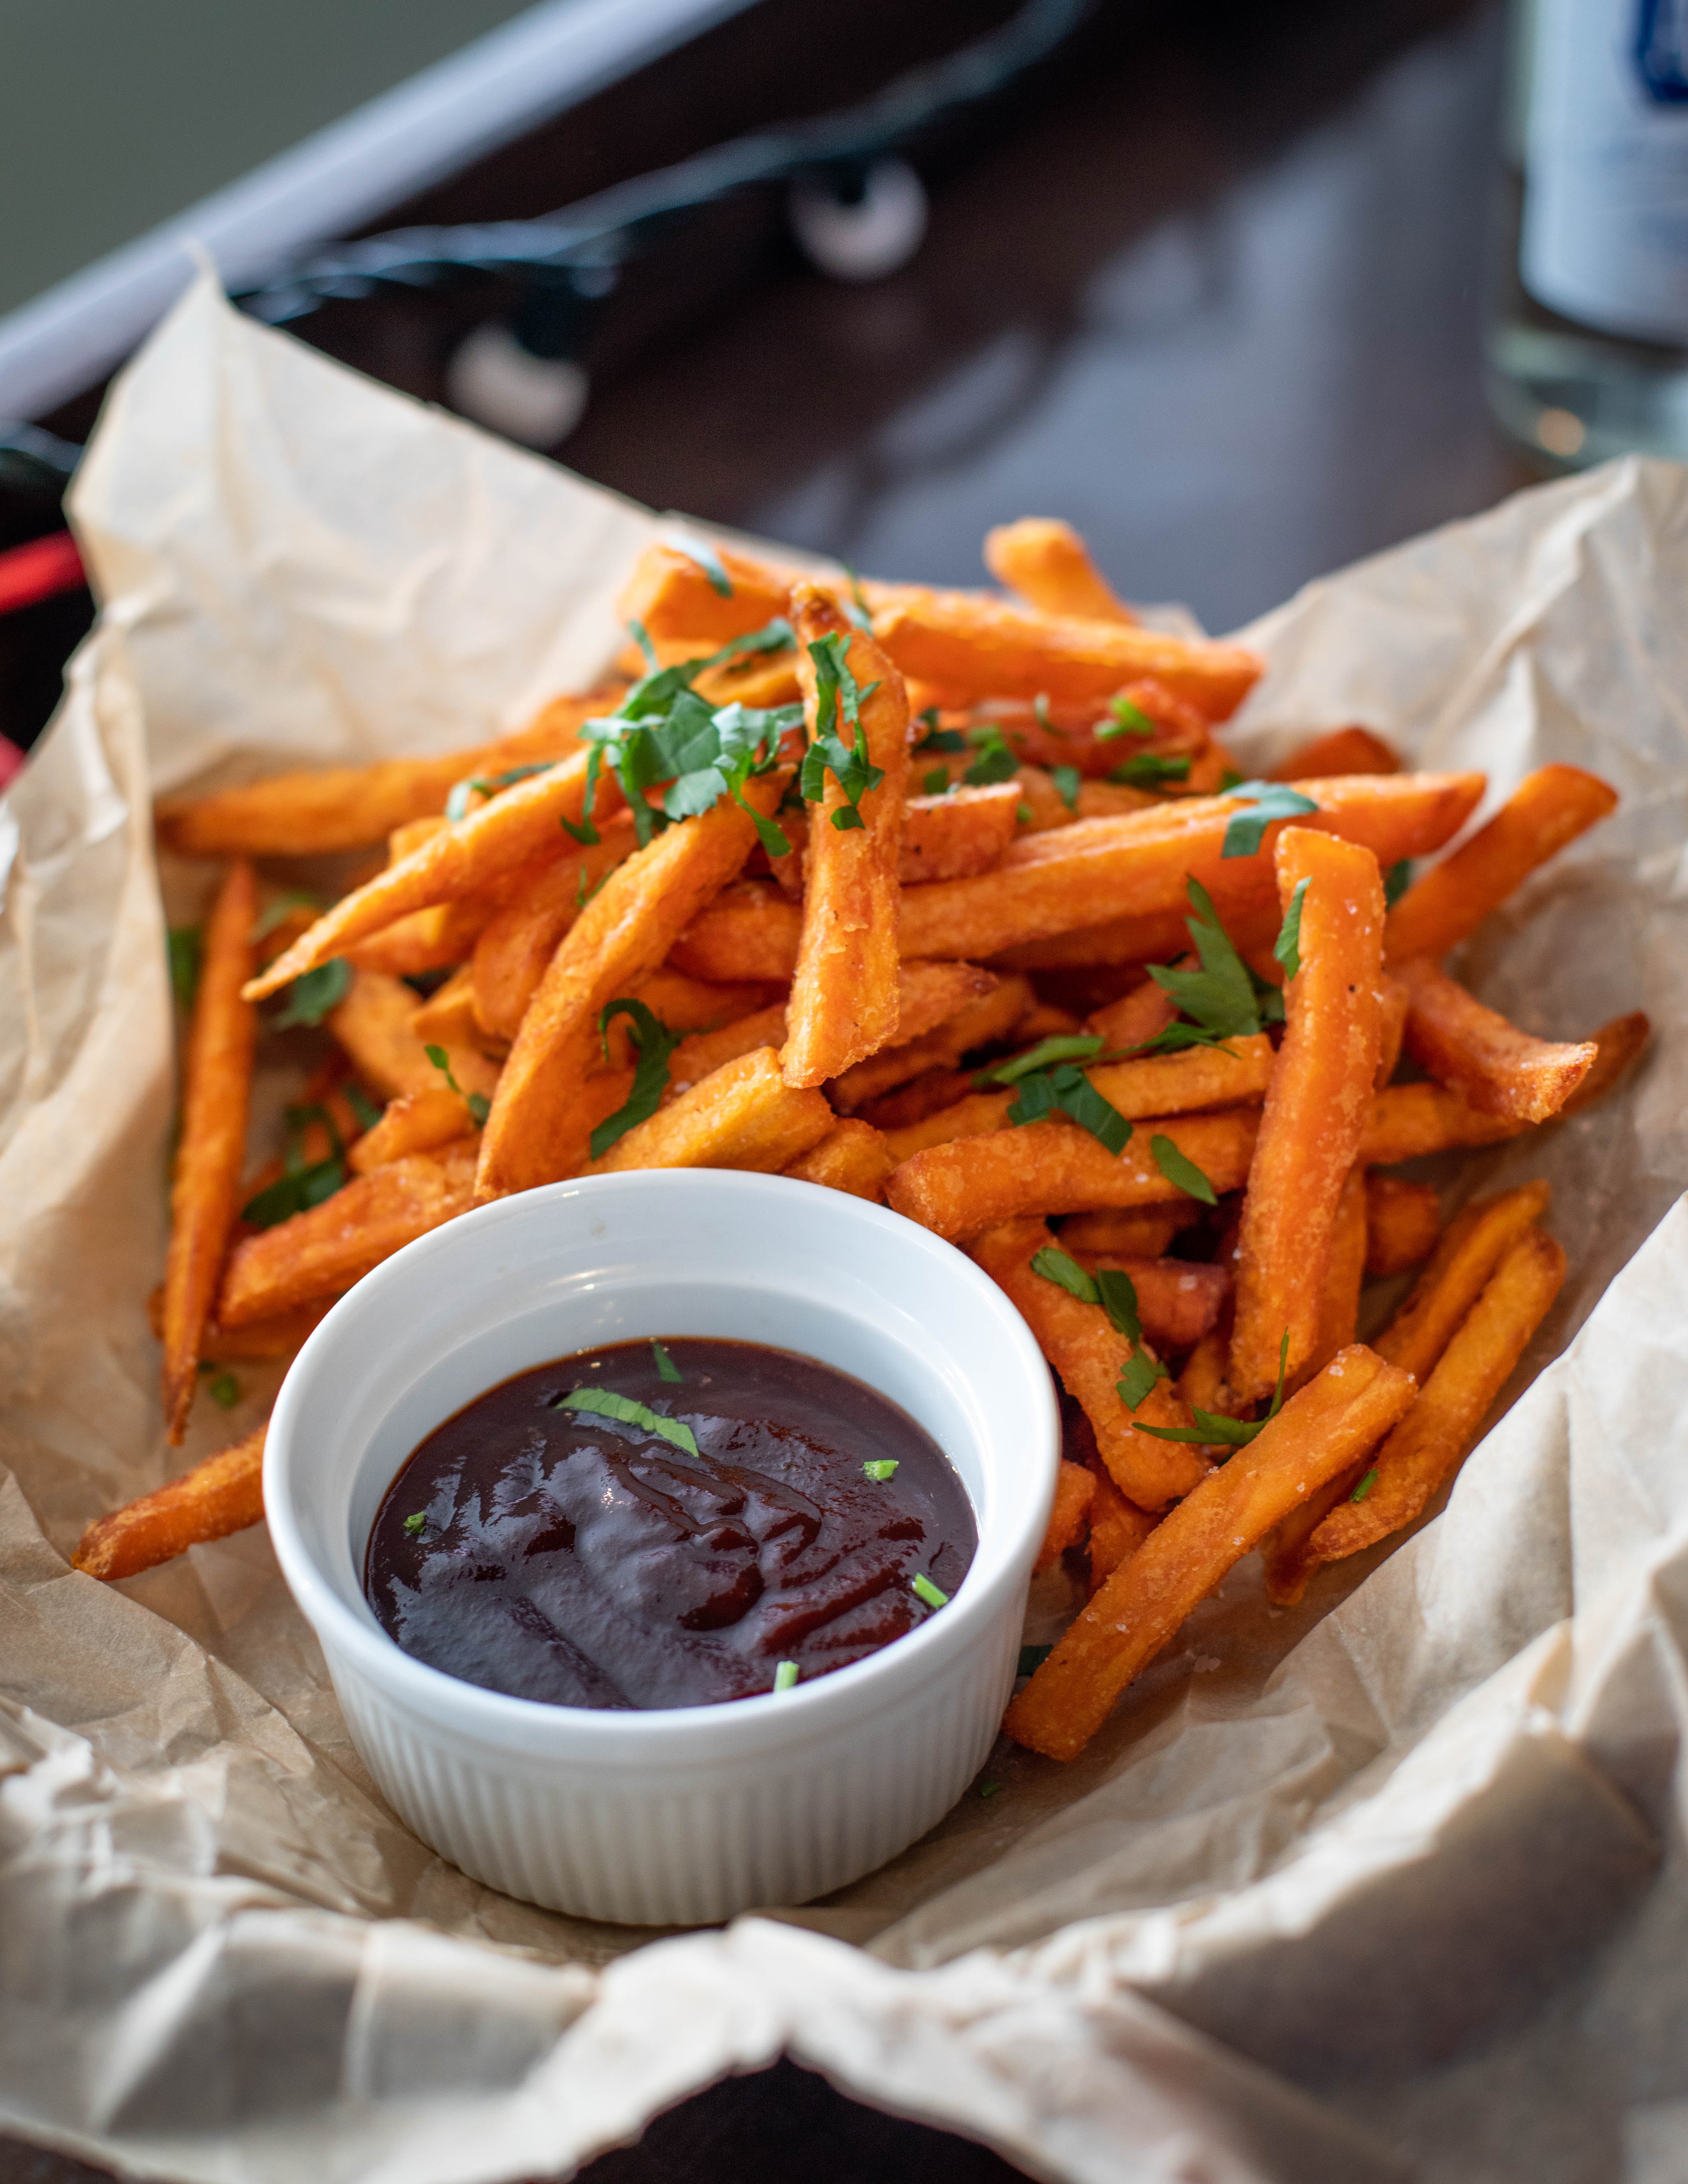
<box><xmin>4</xmin><ymin>1</ymin><xmax>1527</xmax><ymax>2176</ymax></box>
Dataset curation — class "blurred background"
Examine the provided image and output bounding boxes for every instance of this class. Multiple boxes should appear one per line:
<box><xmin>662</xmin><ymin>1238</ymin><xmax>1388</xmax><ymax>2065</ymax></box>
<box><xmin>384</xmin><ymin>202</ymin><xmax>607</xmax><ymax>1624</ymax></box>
<box><xmin>0</xmin><ymin>0</ymin><xmax>1540</xmax><ymax>790</ymax></box>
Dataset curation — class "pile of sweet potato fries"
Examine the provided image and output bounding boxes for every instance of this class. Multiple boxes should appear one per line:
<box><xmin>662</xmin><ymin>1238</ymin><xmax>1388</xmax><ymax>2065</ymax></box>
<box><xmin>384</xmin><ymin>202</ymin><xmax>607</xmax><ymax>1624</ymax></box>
<box><xmin>75</xmin><ymin>517</ymin><xmax>1643</xmax><ymax>1762</ymax></box>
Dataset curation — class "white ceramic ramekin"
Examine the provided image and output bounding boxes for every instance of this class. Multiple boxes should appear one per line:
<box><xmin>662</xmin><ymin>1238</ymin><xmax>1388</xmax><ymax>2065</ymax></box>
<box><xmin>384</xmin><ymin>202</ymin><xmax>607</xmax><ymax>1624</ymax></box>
<box><xmin>264</xmin><ymin>1170</ymin><xmax>1057</xmax><ymax>1925</ymax></box>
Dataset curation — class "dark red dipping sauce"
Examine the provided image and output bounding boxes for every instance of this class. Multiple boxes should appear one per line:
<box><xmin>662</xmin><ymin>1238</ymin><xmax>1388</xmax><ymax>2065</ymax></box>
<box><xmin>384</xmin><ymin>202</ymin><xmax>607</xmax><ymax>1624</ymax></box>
<box><xmin>364</xmin><ymin>1338</ymin><xmax>976</xmax><ymax>1710</ymax></box>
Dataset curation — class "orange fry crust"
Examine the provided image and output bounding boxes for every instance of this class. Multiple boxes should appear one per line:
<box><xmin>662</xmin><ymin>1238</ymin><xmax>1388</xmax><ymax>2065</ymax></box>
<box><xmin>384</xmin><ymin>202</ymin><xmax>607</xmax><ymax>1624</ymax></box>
<box><xmin>1396</xmin><ymin>956</ymin><xmax>1595</xmax><ymax>1122</ymax></box>
<box><xmin>74</xmin><ymin>1425</ymin><xmax>270</xmax><ymax>1582</ymax></box>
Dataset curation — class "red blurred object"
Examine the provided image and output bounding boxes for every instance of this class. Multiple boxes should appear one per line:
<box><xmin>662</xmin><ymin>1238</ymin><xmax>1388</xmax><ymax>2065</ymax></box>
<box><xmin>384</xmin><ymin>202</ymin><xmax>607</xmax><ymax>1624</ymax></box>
<box><xmin>0</xmin><ymin>735</ymin><xmax>24</xmax><ymax>789</ymax></box>
<box><xmin>0</xmin><ymin>531</ymin><xmax>85</xmax><ymax>616</ymax></box>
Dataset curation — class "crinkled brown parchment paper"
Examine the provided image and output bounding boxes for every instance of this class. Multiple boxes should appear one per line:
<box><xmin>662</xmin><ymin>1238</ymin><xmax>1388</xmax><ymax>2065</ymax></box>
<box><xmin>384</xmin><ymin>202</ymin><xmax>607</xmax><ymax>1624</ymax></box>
<box><xmin>4</xmin><ymin>277</ymin><xmax>1688</xmax><ymax>2184</ymax></box>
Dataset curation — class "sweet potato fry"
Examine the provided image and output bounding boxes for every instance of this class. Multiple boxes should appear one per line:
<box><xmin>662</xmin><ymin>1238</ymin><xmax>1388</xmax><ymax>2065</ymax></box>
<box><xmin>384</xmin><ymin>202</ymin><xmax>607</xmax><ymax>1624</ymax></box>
<box><xmin>892</xmin><ymin>960</ymin><xmax>999</xmax><ymax>1043</ymax></box>
<box><xmin>1005</xmin><ymin>1344</ymin><xmax>1417</xmax><ymax>1759</ymax></box>
<box><xmin>781</xmin><ymin>588</ymin><xmax>911</xmax><ymax>1087</ymax></box>
<box><xmin>598</xmin><ymin>968</ymin><xmax>779</xmax><ymax>1069</ymax></box>
<box><xmin>667</xmin><ymin>1004</ymin><xmax>789</xmax><ymax>1095</ymax></box>
<box><xmin>783</xmin><ymin>1118</ymin><xmax>895</xmax><ymax>1201</ymax></box>
<box><xmin>1396</xmin><ymin>956</ymin><xmax>1596</xmax><ymax>1122</ymax></box>
<box><xmin>1298</xmin><ymin>1167</ymin><xmax>1369</xmax><ymax>1387</ymax></box>
<box><xmin>1084</xmin><ymin>979</ymin><xmax>1178</xmax><ymax>1052</ymax></box>
<box><xmin>617</xmin><ymin>540</ymin><xmax>796</xmax><ymax>649</ymax></box>
<box><xmin>900</xmin><ymin>783</ymin><xmax>1021</xmax><ymax>881</ymax></box>
<box><xmin>478</xmin><ymin>782</ymin><xmax>783</xmax><ymax>1196</ymax></box>
<box><xmin>1085</xmin><ymin>1470</ymin><xmax>1158</xmax><ymax>1593</ymax></box>
<box><xmin>984</xmin><ymin>517</ymin><xmax>1136</xmax><ymax>625</ymax></box>
<box><xmin>409</xmin><ymin>966</ymin><xmax>485</xmax><ymax>1051</ymax></box>
<box><xmin>829</xmin><ymin>974</ymin><xmax>1032</xmax><ymax>1112</ymax></box>
<box><xmin>670</xmin><ymin>880</ymin><xmax>805</xmax><ymax>983</ymax></box>
<box><xmin>74</xmin><ymin>1425</ymin><xmax>270</xmax><ymax>1582</ymax></box>
<box><xmin>1177</xmin><ymin>1328</ymin><xmax>1234</xmax><ymax>1420</ymax></box>
<box><xmin>1384</xmin><ymin>763</ymin><xmax>1618</xmax><ymax>964</ymax></box>
<box><xmin>328</xmin><ymin>970</ymin><xmax>499</xmax><ymax>1104</ymax></box>
<box><xmin>1358</xmin><ymin>1081</ymin><xmax>1524</xmax><ymax>1162</ymax></box>
<box><xmin>156</xmin><ymin>693</ymin><xmax>603</xmax><ymax>857</ymax></box>
<box><xmin>1375</xmin><ymin>972</ymin><xmax>1409</xmax><ymax>1086</ymax></box>
<box><xmin>349</xmin><ymin>1087</ymin><xmax>479</xmax><ymax>1174</ymax></box>
<box><xmin>470</xmin><ymin>812</ymin><xmax>642</xmax><ymax>1039</ymax></box>
<box><xmin>1561</xmin><ymin>1010</ymin><xmax>1650</xmax><ymax>1114</ymax></box>
<box><xmin>889</xmin><ymin>1108</ymin><xmax>1259</xmax><ymax>1244</ymax></box>
<box><xmin>162</xmin><ymin>861</ymin><xmax>259</xmax><ymax>1444</ymax></box>
<box><xmin>245</xmin><ymin>748</ymin><xmax>620</xmax><ymax>1000</ymax></box>
<box><xmin>589</xmin><ymin>1047</ymin><xmax>832</xmax><ymax>1176</ymax></box>
<box><xmin>871</xmin><ymin>588</ymin><xmax>1262</xmax><ymax>718</ymax></box>
<box><xmin>1060</xmin><ymin>1205</ymin><xmax>1196</xmax><ymax>1257</ymax></box>
<box><xmin>218</xmin><ymin>1142</ymin><xmax>478</xmax><ymax>1327</ymax></box>
<box><xmin>148</xmin><ymin>1287</ymin><xmax>334</xmax><ymax>1362</ymax></box>
<box><xmin>1230</xmin><ymin>830</ymin><xmax>1387</xmax><ymax>1403</ymax></box>
<box><xmin>1373</xmin><ymin>1180</ymin><xmax>1551</xmax><ymax>1385</ymax></box>
<box><xmin>860</xmin><ymin>1068</ymin><xmax>977</xmax><ymax>1132</ymax></box>
<box><xmin>1036</xmin><ymin>1462</ymin><xmax>1099</xmax><ymax>1573</ymax></box>
<box><xmin>900</xmin><ymin>772</ymin><xmax>1484</xmax><ymax>965</ymax></box>
<box><xmin>1364</xmin><ymin>1176</ymin><xmax>1442</xmax><ymax>1278</ymax></box>
<box><xmin>1307</xmin><ymin>1226</ymin><xmax>1566</xmax><ymax>1567</ymax></box>
<box><xmin>1261</xmin><ymin>1459</ymin><xmax>1371</xmax><ymax>1607</ymax></box>
<box><xmin>880</xmin><ymin>1090</ymin><xmax>1016</xmax><ymax>1163</ymax></box>
<box><xmin>1081</xmin><ymin>1256</ymin><xmax>1230</xmax><ymax>1353</ymax></box>
<box><xmin>972</xmin><ymin>1219</ymin><xmax>1207</xmax><ymax>1508</ymax></box>
<box><xmin>349</xmin><ymin>893</ymin><xmax>507</xmax><ymax>979</ymax></box>
<box><xmin>1270</xmin><ymin>726</ymin><xmax>1400</xmax><ymax>781</ymax></box>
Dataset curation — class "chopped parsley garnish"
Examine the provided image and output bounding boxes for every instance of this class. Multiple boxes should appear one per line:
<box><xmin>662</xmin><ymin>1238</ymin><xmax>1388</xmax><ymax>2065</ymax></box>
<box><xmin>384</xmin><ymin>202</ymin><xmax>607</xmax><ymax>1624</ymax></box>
<box><xmin>446</xmin><ymin>763</ymin><xmax>553</xmax><ymax>823</ymax></box>
<box><xmin>345</xmin><ymin>1083</ymin><xmax>382</xmax><ymax>1134</ymax></box>
<box><xmin>1031</xmin><ymin>1247</ymin><xmax>1166</xmax><ymax>1409</ymax></box>
<box><xmin>1134</xmin><ymin>1331</ymin><xmax>1290</xmax><ymax>1448</ymax></box>
<box><xmin>589</xmin><ymin>999</ymin><xmax>682</xmax><ymax>1159</ymax></box>
<box><xmin>575</xmin><ymin>862</ymin><xmax>607</xmax><ymax>910</ymax></box>
<box><xmin>1032</xmin><ymin>692</ymin><xmax>1066</xmax><ymax>738</ymax></box>
<box><xmin>652</xmin><ymin>1340</ymin><xmax>682</xmax><ymax>1383</ymax></box>
<box><xmin>979</xmin><ymin>1034</ymin><xmax>1107</xmax><ymax>1086</ymax></box>
<box><xmin>799</xmin><ymin>630</ymin><xmax>884</xmax><ymax>832</ymax></box>
<box><xmin>912</xmin><ymin>1572</ymin><xmax>949</xmax><ymax>1609</ymax></box>
<box><xmin>1384</xmin><ymin>858</ymin><xmax>1412</xmax><ymax>908</ymax></box>
<box><xmin>1219</xmin><ymin>765</ymin><xmax>1244</xmax><ymax>791</ymax></box>
<box><xmin>863</xmin><ymin>1458</ymin><xmax>899</xmax><ymax>1481</ymax></box>
<box><xmin>240</xmin><ymin>1100</ymin><xmax>349</xmax><ymax>1228</ymax></box>
<box><xmin>1118</xmin><ymin>1347</ymin><xmax>1170</xmax><ymax>1409</ymax></box>
<box><xmin>1351</xmin><ymin>1467</ymin><xmax>1379</xmax><ymax>1502</ymax></box>
<box><xmin>912</xmin><ymin>711</ymin><xmax>965</xmax><ymax>756</ymax></box>
<box><xmin>773</xmin><ymin>1660</ymin><xmax>800</xmax><ymax>1691</ymax></box>
<box><xmin>167</xmin><ymin>927</ymin><xmax>201</xmax><ymax>1011</ymax></box>
<box><xmin>402</xmin><ymin>1511</ymin><xmax>427</xmax><ymax>1536</ymax></box>
<box><xmin>1051</xmin><ymin>763</ymin><xmax>1082</xmax><ymax>812</ymax></box>
<box><xmin>424</xmin><ymin>1045</ymin><xmax>491</xmax><ymax>1127</ymax></box>
<box><xmin>1150</xmin><ymin>1133</ymin><xmax>1217</xmax><ymax>1205</ymax></box>
<box><xmin>1006</xmin><ymin>1062</ymin><xmax>1132</xmax><ymax>1154</ymax></box>
<box><xmin>923</xmin><ymin>766</ymin><xmax>952</xmax><ymax>796</ymax></box>
<box><xmin>555</xmin><ymin>1385</ymin><xmax>700</xmax><ymax>1458</ymax></box>
<box><xmin>1016</xmin><ymin>1643</ymin><xmax>1052</xmax><ymax>1676</ymax></box>
<box><xmin>207</xmin><ymin>1370</ymin><xmax>239</xmax><ymax>1409</ymax></box>
<box><xmin>270</xmin><ymin>956</ymin><xmax>351</xmax><ymax>1030</ymax></box>
<box><xmin>1274</xmin><ymin>876</ymin><xmax>1312</xmax><ymax>982</ymax></box>
<box><xmin>841</xmin><ymin>565</ymin><xmax>874</xmax><ymax>630</ymax></box>
<box><xmin>977</xmin><ymin>1779</ymin><xmax>1003</xmax><ymax>1799</ymax></box>
<box><xmin>962</xmin><ymin>724</ymin><xmax>1020</xmax><ymax>787</ymax></box>
<box><xmin>1219</xmin><ymin>780</ymin><xmax>1319</xmax><ymax>860</ymax></box>
<box><xmin>1132</xmin><ymin>879</ymin><xmax>1284</xmax><ymax>1055</ymax></box>
<box><xmin>672</xmin><ymin>535</ymin><xmax>734</xmax><ymax>597</ymax></box>
<box><xmin>1098</xmin><ymin>695</ymin><xmax>1156</xmax><ymax>740</ymax></box>
<box><xmin>250</xmin><ymin>890</ymin><xmax>323</xmax><ymax>940</ymax></box>
<box><xmin>1109</xmin><ymin>751</ymin><xmax>1191</xmax><ymax>789</ymax></box>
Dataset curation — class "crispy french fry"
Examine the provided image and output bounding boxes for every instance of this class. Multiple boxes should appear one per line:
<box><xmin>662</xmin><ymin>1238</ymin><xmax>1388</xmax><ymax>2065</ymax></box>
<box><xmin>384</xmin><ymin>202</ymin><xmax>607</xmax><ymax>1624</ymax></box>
<box><xmin>1060</xmin><ymin>1205</ymin><xmax>1195</xmax><ymax>1257</ymax></box>
<box><xmin>1008</xmin><ymin>765</ymin><xmax>1156</xmax><ymax>834</ymax></box>
<box><xmin>1085</xmin><ymin>1469</ymin><xmax>1158</xmax><ymax>1593</ymax></box>
<box><xmin>782</xmin><ymin>588</ymin><xmax>911</xmax><ymax>1086</ymax></box>
<box><xmin>478</xmin><ymin>782</ymin><xmax>783</xmax><ymax>1196</ymax></box>
<box><xmin>218</xmin><ymin>1142</ymin><xmax>478</xmax><ymax>1327</ymax></box>
<box><xmin>1385</xmin><ymin>764</ymin><xmax>1618</xmax><ymax>964</ymax></box>
<box><xmin>900</xmin><ymin>783</ymin><xmax>1022</xmax><ymax>881</ymax></box>
<box><xmin>871</xmin><ymin>588</ymin><xmax>1262</xmax><ymax>718</ymax></box>
<box><xmin>162</xmin><ymin>861</ymin><xmax>259</xmax><ymax>1444</ymax></box>
<box><xmin>329</xmin><ymin>969</ymin><xmax>500</xmax><ymax>1104</ymax></box>
<box><xmin>783</xmin><ymin>1118</ymin><xmax>895</xmax><ymax>1201</ymax></box>
<box><xmin>154</xmin><ymin>693</ymin><xmax>605</xmax><ymax>858</ymax></box>
<box><xmin>892</xmin><ymin>960</ymin><xmax>1000</xmax><ymax>1043</ymax></box>
<box><xmin>388</xmin><ymin>817</ymin><xmax>446</xmax><ymax>862</ymax></box>
<box><xmin>830</xmin><ymin>974</ymin><xmax>1032</xmax><ymax>1112</ymax></box>
<box><xmin>667</xmin><ymin>1004</ymin><xmax>790</xmax><ymax>1096</ymax></box>
<box><xmin>1396</xmin><ymin>956</ymin><xmax>1596</xmax><ymax>1122</ymax></box>
<box><xmin>1036</xmin><ymin>1461</ymin><xmax>1099</xmax><ymax>1574</ymax></box>
<box><xmin>1298</xmin><ymin>1167</ymin><xmax>1369</xmax><ymax>1387</ymax></box>
<box><xmin>1005</xmin><ymin>1344</ymin><xmax>1418</xmax><ymax>1759</ymax></box>
<box><xmin>972</xmin><ymin>1219</ymin><xmax>1207</xmax><ymax>1508</ymax></box>
<box><xmin>1081</xmin><ymin>1256</ymin><xmax>1230</xmax><ymax>1353</ymax></box>
<box><xmin>1375</xmin><ymin>972</ymin><xmax>1409</xmax><ymax>1086</ymax></box>
<box><xmin>470</xmin><ymin>812</ymin><xmax>642</xmax><ymax>1039</ymax></box>
<box><xmin>245</xmin><ymin>748</ymin><xmax>621</xmax><ymax>1001</ymax></box>
<box><xmin>1229</xmin><ymin>832</ymin><xmax>1386</xmax><ymax>1403</ymax></box>
<box><xmin>880</xmin><ymin>1090</ymin><xmax>1016</xmax><ymax>1163</ymax></box>
<box><xmin>1084</xmin><ymin>979</ymin><xmax>1178</xmax><ymax>1051</ymax></box>
<box><xmin>1307</xmin><ymin>1226</ymin><xmax>1566</xmax><ymax>1567</ymax></box>
<box><xmin>617</xmin><ymin>541</ymin><xmax>797</xmax><ymax>648</ymax></box>
<box><xmin>1261</xmin><ymin>1458</ymin><xmax>1371</xmax><ymax>1606</ymax></box>
<box><xmin>598</xmin><ymin>968</ymin><xmax>780</xmax><ymax>1070</ymax></box>
<box><xmin>670</xmin><ymin>880</ymin><xmax>806</xmax><ymax>983</ymax></box>
<box><xmin>860</xmin><ymin>1068</ymin><xmax>977</xmax><ymax>1131</ymax></box>
<box><xmin>691</xmin><ymin>651</ymin><xmax>802</xmax><ymax>710</ymax></box>
<box><xmin>148</xmin><ymin>1285</ymin><xmax>334</xmax><ymax>1362</ymax></box>
<box><xmin>74</xmin><ymin>1425</ymin><xmax>270</xmax><ymax>1582</ymax></box>
<box><xmin>949</xmin><ymin>678</ymin><xmax>1210</xmax><ymax>781</ymax></box>
<box><xmin>1364</xmin><ymin>1176</ymin><xmax>1442</xmax><ymax>1277</ymax></box>
<box><xmin>888</xmin><ymin>1108</ymin><xmax>1260</xmax><ymax>1242</ymax></box>
<box><xmin>1561</xmin><ymin>1009</ymin><xmax>1650</xmax><ymax>1113</ymax></box>
<box><xmin>985</xmin><ymin>517</ymin><xmax>1136</xmax><ymax>624</ymax></box>
<box><xmin>1177</xmin><ymin>1327</ymin><xmax>1234</xmax><ymax>1419</ymax></box>
<box><xmin>410</xmin><ymin>965</ymin><xmax>488</xmax><ymax>1051</ymax></box>
<box><xmin>1270</xmin><ymin>726</ymin><xmax>1401</xmax><ymax>781</ymax></box>
<box><xmin>349</xmin><ymin>1086</ymin><xmax>479</xmax><ymax>1174</ymax></box>
<box><xmin>1373</xmin><ymin>1180</ymin><xmax>1551</xmax><ymax>1385</ymax></box>
<box><xmin>900</xmin><ymin>773</ymin><xmax>1484</xmax><ymax>966</ymax></box>
<box><xmin>349</xmin><ymin>893</ymin><xmax>507</xmax><ymax>979</ymax></box>
<box><xmin>589</xmin><ymin>1046</ymin><xmax>833</xmax><ymax>1176</ymax></box>
<box><xmin>1358</xmin><ymin>1081</ymin><xmax>1524</xmax><ymax>1162</ymax></box>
